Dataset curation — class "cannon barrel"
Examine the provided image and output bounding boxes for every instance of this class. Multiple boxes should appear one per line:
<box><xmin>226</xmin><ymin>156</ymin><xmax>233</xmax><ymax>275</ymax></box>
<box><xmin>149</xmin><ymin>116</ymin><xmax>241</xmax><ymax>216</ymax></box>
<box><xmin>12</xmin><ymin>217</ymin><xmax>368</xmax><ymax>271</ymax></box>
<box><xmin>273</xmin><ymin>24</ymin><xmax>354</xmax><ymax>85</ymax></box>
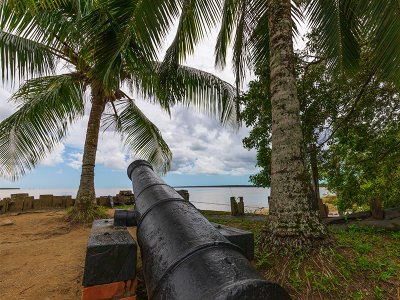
<box><xmin>127</xmin><ymin>160</ymin><xmax>290</xmax><ymax>300</ymax></box>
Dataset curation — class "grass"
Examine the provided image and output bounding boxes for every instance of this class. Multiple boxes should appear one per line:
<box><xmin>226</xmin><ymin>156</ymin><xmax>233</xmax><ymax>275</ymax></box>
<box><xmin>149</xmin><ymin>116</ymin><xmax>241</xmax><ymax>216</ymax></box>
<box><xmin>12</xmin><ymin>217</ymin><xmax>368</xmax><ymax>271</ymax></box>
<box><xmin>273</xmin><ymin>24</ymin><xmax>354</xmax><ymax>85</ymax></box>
<box><xmin>204</xmin><ymin>214</ymin><xmax>400</xmax><ymax>300</ymax></box>
<box><xmin>65</xmin><ymin>205</ymin><xmax>108</xmax><ymax>225</ymax></box>
<box><xmin>113</xmin><ymin>204</ymin><xmax>134</xmax><ymax>210</ymax></box>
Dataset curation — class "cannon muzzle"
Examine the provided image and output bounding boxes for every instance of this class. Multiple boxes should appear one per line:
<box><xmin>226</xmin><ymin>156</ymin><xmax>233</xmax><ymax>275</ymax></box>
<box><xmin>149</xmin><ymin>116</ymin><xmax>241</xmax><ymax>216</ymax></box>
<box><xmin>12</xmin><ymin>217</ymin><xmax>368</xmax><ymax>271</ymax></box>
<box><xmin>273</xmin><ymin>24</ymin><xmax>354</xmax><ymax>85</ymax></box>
<box><xmin>127</xmin><ymin>160</ymin><xmax>290</xmax><ymax>300</ymax></box>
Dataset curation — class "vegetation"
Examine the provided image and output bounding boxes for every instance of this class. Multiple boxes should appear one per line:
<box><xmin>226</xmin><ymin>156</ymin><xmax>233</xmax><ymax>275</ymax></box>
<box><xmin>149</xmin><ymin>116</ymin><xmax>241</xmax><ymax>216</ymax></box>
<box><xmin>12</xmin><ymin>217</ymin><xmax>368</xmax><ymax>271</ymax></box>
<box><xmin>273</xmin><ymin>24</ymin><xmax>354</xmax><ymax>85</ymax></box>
<box><xmin>242</xmin><ymin>34</ymin><xmax>400</xmax><ymax>213</ymax></box>
<box><xmin>205</xmin><ymin>213</ymin><xmax>400</xmax><ymax>300</ymax></box>
<box><xmin>209</xmin><ymin>0</ymin><xmax>400</xmax><ymax>250</ymax></box>
<box><xmin>164</xmin><ymin>0</ymin><xmax>400</xmax><ymax>249</ymax></box>
<box><xmin>0</xmin><ymin>0</ymin><xmax>399</xmax><ymax>248</ymax></box>
<box><xmin>0</xmin><ymin>1</ymin><xmax>238</xmax><ymax>222</ymax></box>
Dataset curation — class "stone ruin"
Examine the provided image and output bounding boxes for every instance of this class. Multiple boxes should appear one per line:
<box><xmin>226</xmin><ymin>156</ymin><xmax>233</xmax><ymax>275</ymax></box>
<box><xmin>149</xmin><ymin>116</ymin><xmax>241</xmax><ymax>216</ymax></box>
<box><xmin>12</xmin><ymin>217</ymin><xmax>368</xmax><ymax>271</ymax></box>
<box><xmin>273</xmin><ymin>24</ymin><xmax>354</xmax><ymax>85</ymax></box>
<box><xmin>0</xmin><ymin>193</ymin><xmax>74</xmax><ymax>214</ymax></box>
<box><xmin>0</xmin><ymin>189</ymin><xmax>190</xmax><ymax>213</ymax></box>
<box><xmin>97</xmin><ymin>190</ymin><xmax>135</xmax><ymax>207</ymax></box>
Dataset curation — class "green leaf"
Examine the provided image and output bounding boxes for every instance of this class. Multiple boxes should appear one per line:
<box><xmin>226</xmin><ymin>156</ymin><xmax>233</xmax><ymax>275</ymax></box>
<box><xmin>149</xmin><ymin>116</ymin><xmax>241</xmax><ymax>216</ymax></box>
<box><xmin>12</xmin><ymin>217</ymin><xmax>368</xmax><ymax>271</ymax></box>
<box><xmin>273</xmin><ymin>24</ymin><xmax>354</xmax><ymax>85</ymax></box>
<box><xmin>215</xmin><ymin>0</ymin><xmax>239</xmax><ymax>69</ymax></box>
<box><xmin>0</xmin><ymin>31</ymin><xmax>57</xmax><ymax>82</ymax></box>
<box><xmin>5</xmin><ymin>0</ymin><xmax>68</xmax><ymax>11</ymax></box>
<box><xmin>157</xmin><ymin>63</ymin><xmax>239</xmax><ymax>127</ymax></box>
<box><xmin>0</xmin><ymin>74</ymin><xmax>85</xmax><ymax>180</ymax></box>
<box><xmin>163</xmin><ymin>0</ymin><xmax>221</xmax><ymax>67</ymax></box>
<box><xmin>103</xmin><ymin>98</ymin><xmax>172</xmax><ymax>174</ymax></box>
<box><xmin>306</xmin><ymin>0</ymin><xmax>360</xmax><ymax>73</ymax></box>
<box><xmin>132</xmin><ymin>0</ymin><xmax>182</xmax><ymax>60</ymax></box>
<box><xmin>359</xmin><ymin>0</ymin><xmax>400</xmax><ymax>88</ymax></box>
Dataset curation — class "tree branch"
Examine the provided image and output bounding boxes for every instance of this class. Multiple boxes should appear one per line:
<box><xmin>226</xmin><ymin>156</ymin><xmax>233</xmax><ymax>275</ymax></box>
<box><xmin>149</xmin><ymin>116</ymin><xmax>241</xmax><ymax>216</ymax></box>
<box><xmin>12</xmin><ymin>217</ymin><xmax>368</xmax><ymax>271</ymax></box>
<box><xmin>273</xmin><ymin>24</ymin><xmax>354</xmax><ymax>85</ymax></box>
<box><xmin>317</xmin><ymin>72</ymin><xmax>375</xmax><ymax>147</ymax></box>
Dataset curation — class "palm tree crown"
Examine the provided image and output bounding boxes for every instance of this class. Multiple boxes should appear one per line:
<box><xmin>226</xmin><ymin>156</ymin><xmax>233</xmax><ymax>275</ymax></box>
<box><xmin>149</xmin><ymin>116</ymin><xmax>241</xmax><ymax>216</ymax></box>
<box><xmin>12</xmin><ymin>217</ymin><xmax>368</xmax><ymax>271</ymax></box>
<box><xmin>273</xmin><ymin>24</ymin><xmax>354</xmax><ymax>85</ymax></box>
<box><xmin>0</xmin><ymin>0</ymin><xmax>238</xmax><ymax>211</ymax></box>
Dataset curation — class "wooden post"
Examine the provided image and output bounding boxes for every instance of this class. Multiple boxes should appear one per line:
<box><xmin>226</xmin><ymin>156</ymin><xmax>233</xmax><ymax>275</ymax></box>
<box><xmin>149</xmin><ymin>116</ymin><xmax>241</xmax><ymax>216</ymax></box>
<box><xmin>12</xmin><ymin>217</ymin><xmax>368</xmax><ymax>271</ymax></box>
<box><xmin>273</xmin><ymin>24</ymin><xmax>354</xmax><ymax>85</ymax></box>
<box><xmin>230</xmin><ymin>197</ymin><xmax>238</xmax><ymax>216</ymax></box>
<box><xmin>318</xmin><ymin>198</ymin><xmax>328</xmax><ymax>218</ymax></box>
<box><xmin>238</xmin><ymin>197</ymin><xmax>245</xmax><ymax>216</ymax></box>
<box><xmin>370</xmin><ymin>196</ymin><xmax>384</xmax><ymax>220</ymax></box>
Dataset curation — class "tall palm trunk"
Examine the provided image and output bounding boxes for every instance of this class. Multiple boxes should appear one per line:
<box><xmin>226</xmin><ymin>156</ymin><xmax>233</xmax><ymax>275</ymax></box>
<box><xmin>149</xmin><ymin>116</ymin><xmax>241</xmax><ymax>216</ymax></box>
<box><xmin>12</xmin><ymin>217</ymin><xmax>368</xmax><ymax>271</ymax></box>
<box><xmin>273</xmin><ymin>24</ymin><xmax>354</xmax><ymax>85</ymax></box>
<box><xmin>264</xmin><ymin>0</ymin><xmax>327</xmax><ymax>249</ymax></box>
<box><xmin>75</xmin><ymin>85</ymin><xmax>105</xmax><ymax>209</ymax></box>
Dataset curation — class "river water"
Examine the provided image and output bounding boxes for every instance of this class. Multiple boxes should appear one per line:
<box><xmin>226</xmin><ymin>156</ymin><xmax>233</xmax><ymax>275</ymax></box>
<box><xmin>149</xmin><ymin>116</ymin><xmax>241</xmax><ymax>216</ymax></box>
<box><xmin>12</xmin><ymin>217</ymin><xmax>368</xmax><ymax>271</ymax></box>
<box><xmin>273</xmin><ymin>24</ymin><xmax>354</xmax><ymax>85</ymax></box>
<box><xmin>0</xmin><ymin>186</ymin><xmax>331</xmax><ymax>212</ymax></box>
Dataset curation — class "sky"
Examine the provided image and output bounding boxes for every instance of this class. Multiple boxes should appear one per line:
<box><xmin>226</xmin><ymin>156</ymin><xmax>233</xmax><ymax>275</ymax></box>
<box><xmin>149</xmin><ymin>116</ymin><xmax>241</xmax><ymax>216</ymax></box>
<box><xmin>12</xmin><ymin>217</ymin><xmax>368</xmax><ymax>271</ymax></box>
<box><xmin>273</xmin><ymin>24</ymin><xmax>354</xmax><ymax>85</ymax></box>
<box><xmin>0</xmin><ymin>26</ymin><xmax>307</xmax><ymax>189</ymax></box>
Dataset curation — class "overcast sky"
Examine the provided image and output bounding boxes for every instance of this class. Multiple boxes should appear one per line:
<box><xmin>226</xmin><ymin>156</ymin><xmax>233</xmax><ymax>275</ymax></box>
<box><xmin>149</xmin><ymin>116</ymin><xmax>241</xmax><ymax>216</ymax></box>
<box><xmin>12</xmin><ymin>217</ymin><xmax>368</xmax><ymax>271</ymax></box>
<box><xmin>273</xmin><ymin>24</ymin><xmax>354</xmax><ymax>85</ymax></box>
<box><xmin>0</xmin><ymin>26</ymin><xmax>307</xmax><ymax>189</ymax></box>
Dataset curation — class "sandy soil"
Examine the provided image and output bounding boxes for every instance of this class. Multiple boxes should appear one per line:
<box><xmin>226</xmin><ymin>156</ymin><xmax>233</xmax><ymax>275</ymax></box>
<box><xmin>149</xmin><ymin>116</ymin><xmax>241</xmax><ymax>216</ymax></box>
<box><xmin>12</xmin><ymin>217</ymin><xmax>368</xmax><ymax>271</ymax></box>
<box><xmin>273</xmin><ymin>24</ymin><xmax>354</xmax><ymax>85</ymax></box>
<box><xmin>0</xmin><ymin>211</ymin><xmax>90</xmax><ymax>300</ymax></box>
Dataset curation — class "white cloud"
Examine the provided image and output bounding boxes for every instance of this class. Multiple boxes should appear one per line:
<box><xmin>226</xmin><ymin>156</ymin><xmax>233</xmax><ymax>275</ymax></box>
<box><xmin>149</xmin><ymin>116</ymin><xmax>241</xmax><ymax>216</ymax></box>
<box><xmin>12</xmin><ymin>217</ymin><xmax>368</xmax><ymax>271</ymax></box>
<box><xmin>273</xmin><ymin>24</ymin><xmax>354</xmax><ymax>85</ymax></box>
<box><xmin>61</xmin><ymin>97</ymin><xmax>258</xmax><ymax>177</ymax></box>
<box><xmin>0</xmin><ymin>88</ymin><xmax>14</xmax><ymax>120</ymax></box>
<box><xmin>2</xmin><ymin>20</ymin><xmax>309</xmax><ymax>178</ymax></box>
<box><xmin>135</xmin><ymin>102</ymin><xmax>258</xmax><ymax>176</ymax></box>
<box><xmin>67</xmin><ymin>152</ymin><xmax>83</xmax><ymax>169</ymax></box>
<box><xmin>39</xmin><ymin>144</ymin><xmax>65</xmax><ymax>166</ymax></box>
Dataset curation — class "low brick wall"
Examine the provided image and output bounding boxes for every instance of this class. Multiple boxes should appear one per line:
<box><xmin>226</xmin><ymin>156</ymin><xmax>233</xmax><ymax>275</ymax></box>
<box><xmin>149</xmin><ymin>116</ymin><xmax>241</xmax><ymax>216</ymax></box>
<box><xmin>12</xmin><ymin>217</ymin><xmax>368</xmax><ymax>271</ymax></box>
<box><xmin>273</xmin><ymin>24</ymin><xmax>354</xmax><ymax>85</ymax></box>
<box><xmin>0</xmin><ymin>189</ymin><xmax>187</xmax><ymax>214</ymax></box>
<box><xmin>0</xmin><ymin>190</ymin><xmax>136</xmax><ymax>214</ymax></box>
<box><xmin>0</xmin><ymin>194</ymin><xmax>74</xmax><ymax>214</ymax></box>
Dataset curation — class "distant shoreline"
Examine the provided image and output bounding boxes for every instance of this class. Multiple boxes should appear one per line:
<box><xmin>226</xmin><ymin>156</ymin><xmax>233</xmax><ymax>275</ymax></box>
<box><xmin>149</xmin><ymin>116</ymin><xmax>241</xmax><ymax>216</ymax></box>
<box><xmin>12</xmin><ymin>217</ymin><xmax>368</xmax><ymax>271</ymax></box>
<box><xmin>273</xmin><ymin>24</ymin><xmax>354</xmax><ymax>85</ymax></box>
<box><xmin>173</xmin><ymin>185</ymin><xmax>256</xmax><ymax>188</ymax></box>
<box><xmin>0</xmin><ymin>188</ymin><xmax>20</xmax><ymax>190</ymax></box>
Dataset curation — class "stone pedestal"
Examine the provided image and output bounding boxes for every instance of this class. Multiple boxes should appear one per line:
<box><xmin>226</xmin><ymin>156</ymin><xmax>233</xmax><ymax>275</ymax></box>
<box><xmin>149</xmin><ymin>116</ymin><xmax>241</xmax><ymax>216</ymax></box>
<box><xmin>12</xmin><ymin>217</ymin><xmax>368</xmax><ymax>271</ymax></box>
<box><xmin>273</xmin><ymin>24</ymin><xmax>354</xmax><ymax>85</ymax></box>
<box><xmin>83</xmin><ymin>219</ymin><xmax>137</xmax><ymax>286</ymax></box>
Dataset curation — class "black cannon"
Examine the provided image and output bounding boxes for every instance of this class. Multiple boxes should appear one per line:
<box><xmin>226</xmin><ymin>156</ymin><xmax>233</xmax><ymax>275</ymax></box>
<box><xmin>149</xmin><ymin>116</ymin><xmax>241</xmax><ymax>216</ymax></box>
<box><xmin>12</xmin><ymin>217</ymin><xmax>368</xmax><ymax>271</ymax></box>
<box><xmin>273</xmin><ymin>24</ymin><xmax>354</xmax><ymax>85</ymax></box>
<box><xmin>125</xmin><ymin>160</ymin><xmax>290</xmax><ymax>300</ymax></box>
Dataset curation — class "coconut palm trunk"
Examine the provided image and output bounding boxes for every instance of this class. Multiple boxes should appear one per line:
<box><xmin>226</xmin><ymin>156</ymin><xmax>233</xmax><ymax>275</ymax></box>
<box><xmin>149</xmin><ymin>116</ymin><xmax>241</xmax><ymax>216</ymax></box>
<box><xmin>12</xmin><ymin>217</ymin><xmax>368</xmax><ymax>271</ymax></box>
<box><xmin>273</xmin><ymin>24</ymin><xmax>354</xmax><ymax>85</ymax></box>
<box><xmin>75</xmin><ymin>85</ymin><xmax>105</xmax><ymax>210</ymax></box>
<box><xmin>264</xmin><ymin>0</ymin><xmax>327</xmax><ymax>249</ymax></box>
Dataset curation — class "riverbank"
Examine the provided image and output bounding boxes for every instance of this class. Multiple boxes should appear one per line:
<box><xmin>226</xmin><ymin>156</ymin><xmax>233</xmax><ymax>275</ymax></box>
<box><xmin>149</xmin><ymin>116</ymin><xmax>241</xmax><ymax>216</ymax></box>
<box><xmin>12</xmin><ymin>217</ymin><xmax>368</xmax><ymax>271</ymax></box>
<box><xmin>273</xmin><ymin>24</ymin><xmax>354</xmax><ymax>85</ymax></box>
<box><xmin>1</xmin><ymin>210</ymin><xmax>399</xmax><ymax>299</ymax></box>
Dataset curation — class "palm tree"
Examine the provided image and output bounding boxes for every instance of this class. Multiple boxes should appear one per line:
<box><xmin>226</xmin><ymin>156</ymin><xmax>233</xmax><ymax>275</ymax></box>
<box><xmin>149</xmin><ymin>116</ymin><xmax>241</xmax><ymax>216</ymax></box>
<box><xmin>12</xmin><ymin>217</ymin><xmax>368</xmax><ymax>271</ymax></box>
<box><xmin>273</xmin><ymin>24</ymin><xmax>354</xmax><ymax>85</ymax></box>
<box><xmin>0</xmin><ymin>1</ymin><xmax>238</xmax><ymax>222</ymax></box>
<box><xmin>158</xmin><ymin>0</ymin><xmax>400</xmax><ymax>249</ymax></box>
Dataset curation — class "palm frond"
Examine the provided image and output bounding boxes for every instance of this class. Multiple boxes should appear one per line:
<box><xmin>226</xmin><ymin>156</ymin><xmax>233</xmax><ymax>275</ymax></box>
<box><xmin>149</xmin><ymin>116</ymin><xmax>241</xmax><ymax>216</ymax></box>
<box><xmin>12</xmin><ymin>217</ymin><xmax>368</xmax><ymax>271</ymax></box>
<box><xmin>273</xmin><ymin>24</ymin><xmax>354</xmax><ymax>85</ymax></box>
<box><xmin>359</xmin><ymin>1</ymin><xmax>400</xmax><ymax>87</ymax></box>
<box><xmin>232</xmin><ymin>0</ymin><xmax>251</xmax><ymax>89</ymax></box>
<box><xmin>102</xmin><ymin>97</ymin><xmax>172</xmax><ymax>174</ymax></box>
<box><xmin>132</xmin><ymin>0</ymin><xmax>182</xmax><ymax>60</ymax></box>
<box><xmin>306</xmin><ymin>0</ymin><xmax>360</xmax><ymax>73</ymax></box>
<box><xmin>79</xmin><ymin>1</ymin><xmax>153</xmax><ymax>93</ymax></box>
<box><xmin>163</xmin><ymin>0</ymin><xmax>221</xmax><ymax>67</ymax></box>
<box><xmin>159</xmin><ymin>0</ymin><xmax>222</xmax><ymax>103</ymax></box>
<box><xmin>5</xmin><ymin>0</ymin><xmax>68</xmax><ymax>11</ymax></box>
<box><xmin>0</xmin><ymin>74</ymin><xmax>85</xmax><ymax>180</ymax></box>
<box><xmin>124</xmin><ymin>61</ymin><xmax>239</xmax><ymax>127</ymax></box>
<box><xmin>215</xmin><ymin>0</ymin><xmax>239</xmax><ymax>69</ymax></box>
<box><xmin>2</xmin><ymin>0</ymin><xmax>94</xmax><ymax>48</ymax></box>
<box><xmin>157</xmin><ymin>63</ymin><xmax>239</xmax><ymax>127</ymax></box>
<box><xmin>215</xmin><ymin>0</ymin><xmax>299</xmax><ymax>86</ymax></box>
<box><xmin>0</xmin><ymin>31</ymin><xmax>57</xmax><ymax>82</ymax></box>
<box><xmin>248</xmin><ymin>10</ymin><xmax>269</xmax><ymax>69</ymax></box>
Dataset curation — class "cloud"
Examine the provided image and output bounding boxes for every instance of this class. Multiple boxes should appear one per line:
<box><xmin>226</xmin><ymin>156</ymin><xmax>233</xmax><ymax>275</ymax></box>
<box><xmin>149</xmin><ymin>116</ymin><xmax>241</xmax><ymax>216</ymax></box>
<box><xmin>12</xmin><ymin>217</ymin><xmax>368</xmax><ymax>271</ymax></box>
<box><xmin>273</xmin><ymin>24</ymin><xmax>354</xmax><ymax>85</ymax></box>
<box><xmin>39</xmin><ymin>144</ymin><xmax>65</xmax><ymax>166</ymax></box>
<box><xmin>67</xmin><ymin>152</ymin><xmax>83</xmax><ymax>169</ymax></box>
<box><xmin>61</xmin><ymin>98</ymin><xmax>258</xmax><ymax>177</ymax></box>
<box><xmin>0</xmin><ymin>88</ymin><xmax>13</xmax><ymax>120</ymax></box>
<box><xmin>0</xmin><ymin>28</ymin><xmax>271</xmax><ymax>179</ymax></box>
<box><xmin>136</xmin><ymin>102</ymin><xmax>258</xmax><ymax>176</ymax></box>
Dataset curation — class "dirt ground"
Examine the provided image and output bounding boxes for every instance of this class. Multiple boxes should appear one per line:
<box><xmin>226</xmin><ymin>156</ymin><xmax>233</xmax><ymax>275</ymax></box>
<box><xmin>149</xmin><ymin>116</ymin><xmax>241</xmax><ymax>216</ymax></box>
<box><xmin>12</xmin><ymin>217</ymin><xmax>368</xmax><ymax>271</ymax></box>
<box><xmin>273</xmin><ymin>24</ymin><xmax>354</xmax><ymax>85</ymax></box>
<box><xmin>0</xmin><ymin>211</ymin><xmax>92</xmax><ymax>300</ymax></box>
